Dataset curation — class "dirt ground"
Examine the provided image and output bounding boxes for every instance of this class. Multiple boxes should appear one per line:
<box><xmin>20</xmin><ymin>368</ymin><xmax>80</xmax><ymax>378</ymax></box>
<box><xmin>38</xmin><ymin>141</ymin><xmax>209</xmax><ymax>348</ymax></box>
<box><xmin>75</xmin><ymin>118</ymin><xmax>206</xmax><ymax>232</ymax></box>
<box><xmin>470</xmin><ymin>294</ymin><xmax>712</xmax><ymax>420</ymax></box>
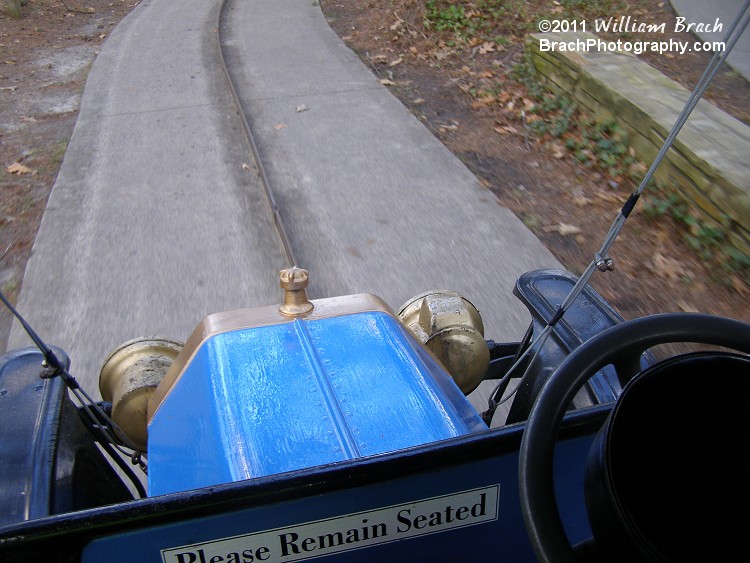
<box><xmin>1</xmin><ymin>0</ymin><xmax>749</xmax><ymax>352</ymax></box>
<box><xmin>319</xmin><ymin>0</ymin><xmax>750</xmax><ymax>325</ymax></box>
<box><xmin>0</xmin><ymin>0</ymin><xmax>138</xmax><ymax>348</ymax></box>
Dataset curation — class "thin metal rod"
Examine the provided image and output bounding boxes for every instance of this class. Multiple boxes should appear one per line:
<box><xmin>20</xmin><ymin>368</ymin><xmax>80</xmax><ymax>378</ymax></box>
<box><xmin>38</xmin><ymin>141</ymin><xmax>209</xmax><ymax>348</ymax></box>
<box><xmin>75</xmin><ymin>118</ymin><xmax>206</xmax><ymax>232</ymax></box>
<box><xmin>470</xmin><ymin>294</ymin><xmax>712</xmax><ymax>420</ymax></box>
<box><xmin>487</xmin><ymin>1</ymin><xmax>750</xmax><ymax>415</ymax></box>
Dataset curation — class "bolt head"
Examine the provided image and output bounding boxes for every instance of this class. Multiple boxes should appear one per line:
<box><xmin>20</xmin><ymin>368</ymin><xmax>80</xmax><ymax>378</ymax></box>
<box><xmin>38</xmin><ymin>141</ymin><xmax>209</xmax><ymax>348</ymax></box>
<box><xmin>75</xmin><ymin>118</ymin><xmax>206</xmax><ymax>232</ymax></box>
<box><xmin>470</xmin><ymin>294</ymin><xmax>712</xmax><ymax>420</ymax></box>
<box><xmin>279</xmin><ymin>267</ymin><xmax>309</xmax><ymax>290</ymax></box>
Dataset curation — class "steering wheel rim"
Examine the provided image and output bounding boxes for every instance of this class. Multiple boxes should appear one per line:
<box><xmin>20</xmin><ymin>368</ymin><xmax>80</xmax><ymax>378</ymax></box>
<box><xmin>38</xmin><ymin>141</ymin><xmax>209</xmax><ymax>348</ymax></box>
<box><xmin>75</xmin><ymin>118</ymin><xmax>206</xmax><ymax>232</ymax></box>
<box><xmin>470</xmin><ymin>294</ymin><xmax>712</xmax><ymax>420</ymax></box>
<box><xmin>518</xmin><ymin>313</ymin><xmax>750</xmax><ymax>563</ymax></box>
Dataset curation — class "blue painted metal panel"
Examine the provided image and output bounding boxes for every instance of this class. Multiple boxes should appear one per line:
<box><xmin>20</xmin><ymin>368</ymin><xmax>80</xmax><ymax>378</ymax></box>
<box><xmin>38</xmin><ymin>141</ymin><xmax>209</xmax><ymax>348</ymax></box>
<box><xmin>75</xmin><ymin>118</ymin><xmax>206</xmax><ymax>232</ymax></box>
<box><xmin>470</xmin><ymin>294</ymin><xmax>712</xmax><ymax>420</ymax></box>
<box><xmin>84</xmin><ymin>433</ymin><xmax>595</xmax><ymax>563</ymax></box>
<box><xmin>149</xmin><ymin>311</ymin><xmax>485</xmax><ymax>496</ymax></box>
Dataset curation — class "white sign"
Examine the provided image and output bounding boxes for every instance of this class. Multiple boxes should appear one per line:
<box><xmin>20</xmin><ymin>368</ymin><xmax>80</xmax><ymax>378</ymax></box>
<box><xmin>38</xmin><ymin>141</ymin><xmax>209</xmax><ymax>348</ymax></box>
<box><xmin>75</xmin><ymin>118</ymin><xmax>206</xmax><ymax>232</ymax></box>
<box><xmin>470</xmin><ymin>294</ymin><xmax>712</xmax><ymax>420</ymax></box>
<box><xmin>161</xmin><ymin>485</ymin><xmax>499</xmax><ymax>563</ymax></box>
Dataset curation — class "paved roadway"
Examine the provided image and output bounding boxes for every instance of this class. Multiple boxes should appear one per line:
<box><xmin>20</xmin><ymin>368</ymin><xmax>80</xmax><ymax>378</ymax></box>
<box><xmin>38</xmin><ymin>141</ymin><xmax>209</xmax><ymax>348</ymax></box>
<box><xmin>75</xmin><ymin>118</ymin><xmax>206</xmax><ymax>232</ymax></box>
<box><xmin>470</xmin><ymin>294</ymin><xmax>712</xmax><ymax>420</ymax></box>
<box><xmin>670</xmin><ymin>0</ymin><xmax>750</xmax><ymax>81</ymax></box>
<box><xmin>8</xmin><ymin>0</ymin><xmax>563</xmax><ymax>402</ymax></box>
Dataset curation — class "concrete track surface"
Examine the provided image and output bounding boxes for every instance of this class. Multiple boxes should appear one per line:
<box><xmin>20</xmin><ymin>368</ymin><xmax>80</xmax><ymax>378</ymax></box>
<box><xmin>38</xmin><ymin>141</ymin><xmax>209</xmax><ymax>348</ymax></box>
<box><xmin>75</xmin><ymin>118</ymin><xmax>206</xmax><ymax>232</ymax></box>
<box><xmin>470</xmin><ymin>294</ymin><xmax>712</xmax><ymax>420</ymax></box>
<box><xmin>8</xmin><ymin>0</ymin><xmax>561</xmax><ymax>400</ymax></box>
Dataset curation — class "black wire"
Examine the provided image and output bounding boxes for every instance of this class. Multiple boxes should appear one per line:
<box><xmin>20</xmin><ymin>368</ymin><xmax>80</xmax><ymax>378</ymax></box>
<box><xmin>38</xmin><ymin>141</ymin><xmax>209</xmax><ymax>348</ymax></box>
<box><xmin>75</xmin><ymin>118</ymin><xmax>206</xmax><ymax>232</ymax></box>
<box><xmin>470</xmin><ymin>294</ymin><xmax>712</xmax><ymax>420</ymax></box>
<box><xmin>1</xmin><ymin>286</ymin><xmax>147</xmax><ymax>497</ymax></box>
<box><xmin>0</xmin><ymin>289</ymin><xmax>61</xmax><ymax>370</ymax></box>
<box><xmin>75</xmin><ymin>409</ymin><xmax>147</xmax><ymax>498</ymax></box>
<box><xmin>482</xmin><ymin>323</ymin><xmax>534</xmax><ymax>424</ymax></box>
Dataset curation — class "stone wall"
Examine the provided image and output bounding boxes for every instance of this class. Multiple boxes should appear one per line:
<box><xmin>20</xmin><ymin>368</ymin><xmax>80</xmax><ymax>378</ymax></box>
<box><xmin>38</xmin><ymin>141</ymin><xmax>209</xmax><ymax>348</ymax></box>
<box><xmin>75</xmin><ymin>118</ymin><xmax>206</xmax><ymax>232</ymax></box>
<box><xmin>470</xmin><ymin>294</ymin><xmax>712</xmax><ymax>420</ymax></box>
<box><xmin>528</xmin><ymin>31</ymin><xmax>750</xmax><ymax>257</ymax></box>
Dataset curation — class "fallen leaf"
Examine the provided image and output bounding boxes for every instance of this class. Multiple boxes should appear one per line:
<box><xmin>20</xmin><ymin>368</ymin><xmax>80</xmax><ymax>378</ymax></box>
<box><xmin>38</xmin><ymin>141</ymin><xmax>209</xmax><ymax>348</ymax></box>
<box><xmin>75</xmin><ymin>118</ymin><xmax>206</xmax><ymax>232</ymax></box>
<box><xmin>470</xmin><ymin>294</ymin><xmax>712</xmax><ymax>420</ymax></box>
<box><xmin>543</xmin><ymin>223</ymin><xmax>582</xmax><ymax>236</ymax></box>
<box><xmin>549</xmin><ymin>141</ymin><xmax>566</xmax><ymax>159</ymax></box>
<box><xmin>273</xmin><ymin>123</ymin><xmax>287</xmax><ymax>130</ymax></box>
<box><xmin>433</xmin><ymin>49</ymin><xmax>452</xmax><ymax>61</ymax></box>
<box><xmin>731</xmin><ymin>276</ymin><xmax>750</xmax><ymax>295</ymax></box>
<box><xmin>379</xmin><ymin>79</ymin><xmax>396</xmax><ymax>86</ymax></box>
<box><xmin>6</xmin><ymin>162</ymin><xmax>34</xmax><ymax>175</ymax></box>
<box><xmin>596</xmin><ymin>192</ymin><xmax>622</xmax><ymax>204</ymax></box>
<box><xmin>572</xmin><ymin>195</ymin><xmax>592</xmax><ymax>206</ymax></box>
<box><xmin>471</xmin><ymin>95</ymin><xmax>496</xmax><ymax>110</ymax></box>
<box><xmin>677</xmin><ymin>301</ymin><xmax>699</xmax><ymax>313</ymax></box>
<box><xmin>648</xmin><ymin>251</ymin><xmax>690</xmax><ymax>282</ymax></box>
<box><xmin>389</xmin><ymin>56</ymin><xmax>403</xmax><ymax>67</ymax></box>
<box><xmin>437</xmin><ymin>121</ymin><xmax>459</xmax><ymax>131</ymax></box>
<box><xmin>524</xmin><ymin>113</ymin><xmax>543</xmax><ymax>124</ymax></box>
<box><xmin>478</xmin><ymin>41</ymin><xmax>496</xmax><ymax>55</ymax></box>
<box><xmin>629</xmin><ymin>161</ymin><xmax>647</xmax><ymax>176</ymax></box>
<box><xmin>493</xmin><ymin>124</ymin><xmax>517</xmax><ymax>135</ymax></box>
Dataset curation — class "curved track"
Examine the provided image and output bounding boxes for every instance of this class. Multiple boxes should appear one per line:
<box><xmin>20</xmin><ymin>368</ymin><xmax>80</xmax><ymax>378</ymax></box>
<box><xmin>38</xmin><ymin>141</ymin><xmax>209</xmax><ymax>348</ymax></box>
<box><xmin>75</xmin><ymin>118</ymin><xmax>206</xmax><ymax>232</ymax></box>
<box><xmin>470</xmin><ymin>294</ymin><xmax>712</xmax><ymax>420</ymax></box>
<box><xmin>216</xmin><ymin>0</ymin><xmax>297</xmax><ymax>269</ymax></box>
<box><xmin>8</xmin><ymin>0</ymin><xmax>561</xmax><ymax>402</ymax></box>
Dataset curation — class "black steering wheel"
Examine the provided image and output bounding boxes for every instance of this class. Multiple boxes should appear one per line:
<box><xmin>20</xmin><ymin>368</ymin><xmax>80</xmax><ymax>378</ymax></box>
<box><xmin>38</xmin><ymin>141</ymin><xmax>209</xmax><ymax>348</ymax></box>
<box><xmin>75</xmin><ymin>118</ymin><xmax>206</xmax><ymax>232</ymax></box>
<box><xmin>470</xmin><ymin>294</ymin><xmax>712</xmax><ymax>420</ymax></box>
<box><xmin>518</xmin><ymin>313</ymin><xmax>750</xmax><ymax>563</ymax></box>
